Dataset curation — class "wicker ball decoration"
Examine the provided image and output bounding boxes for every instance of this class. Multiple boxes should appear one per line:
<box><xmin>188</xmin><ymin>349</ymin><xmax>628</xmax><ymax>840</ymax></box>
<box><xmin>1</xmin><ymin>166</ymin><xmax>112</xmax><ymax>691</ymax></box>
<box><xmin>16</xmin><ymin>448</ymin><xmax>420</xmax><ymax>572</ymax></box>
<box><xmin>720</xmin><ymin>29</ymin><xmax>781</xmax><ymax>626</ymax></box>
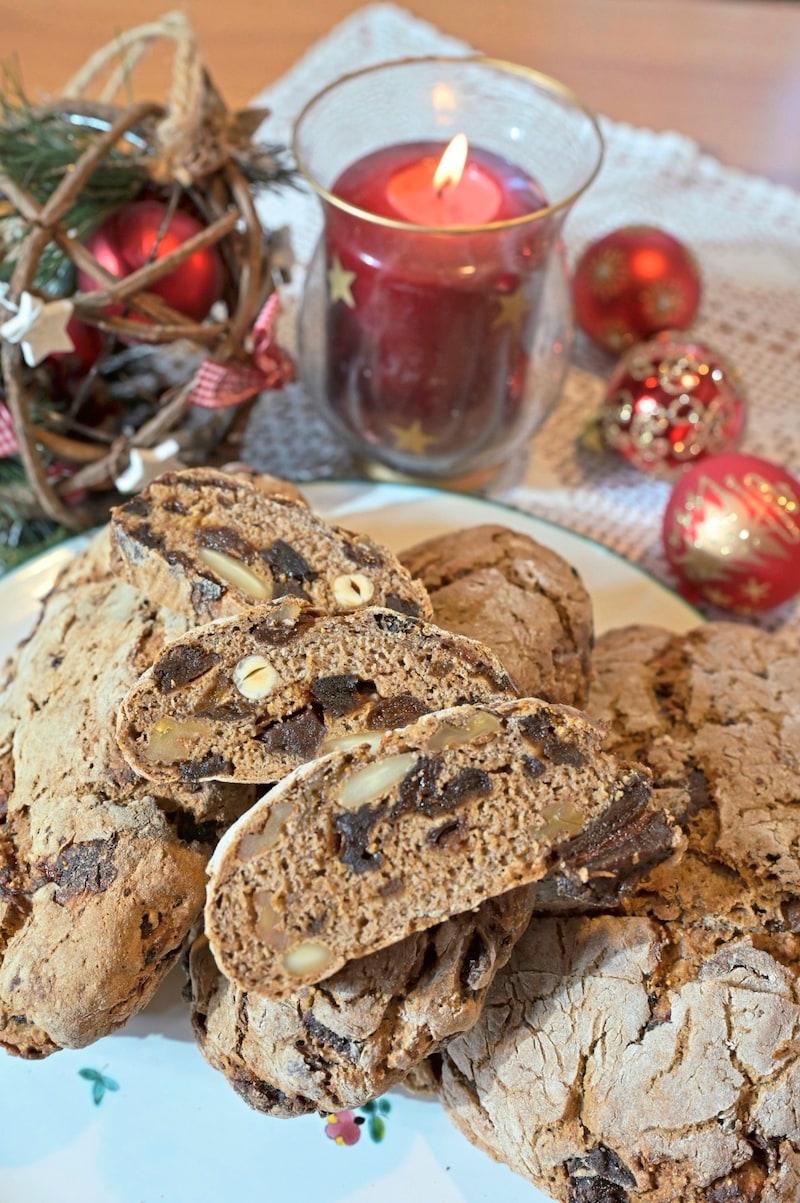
<box><xmin>0</xmin><ymin>13</ymin><xmax>293</xmax><ymax>529</ymax></box>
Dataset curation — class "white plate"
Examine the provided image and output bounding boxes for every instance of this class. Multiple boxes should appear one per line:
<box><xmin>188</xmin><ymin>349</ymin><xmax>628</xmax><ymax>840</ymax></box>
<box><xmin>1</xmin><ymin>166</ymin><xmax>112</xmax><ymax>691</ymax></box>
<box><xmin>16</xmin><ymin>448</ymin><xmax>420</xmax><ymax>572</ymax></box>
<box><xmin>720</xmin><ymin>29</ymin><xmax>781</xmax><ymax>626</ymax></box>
<box><xmin>0</xmin><ymin>482</ymin><xmax>699</xmax><ymax>1203</ymax></box>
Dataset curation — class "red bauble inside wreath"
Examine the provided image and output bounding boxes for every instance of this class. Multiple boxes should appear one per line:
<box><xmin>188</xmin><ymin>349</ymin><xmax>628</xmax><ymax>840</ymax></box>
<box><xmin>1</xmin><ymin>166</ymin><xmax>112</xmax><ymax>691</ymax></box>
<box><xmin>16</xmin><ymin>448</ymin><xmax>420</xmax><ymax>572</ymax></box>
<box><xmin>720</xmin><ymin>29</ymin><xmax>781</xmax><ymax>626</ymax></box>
<box><xmin>573</xmin><ymin>225</ymin><xmax>701</xmax><ymax>354</ymax></box>
<box><xmin>600</xmin><ymin>332</ymin><xmax>746</xmax><ymax>478</ymax></box>
<box><xmin>663</xmin><ymin>452</ymin><xmax>800</xmax><ymax>613</ymax></box>
<box><xmin>78</xmin><ymin>199</ymin><xmax>225</xmax><ymax>325</ymax></box>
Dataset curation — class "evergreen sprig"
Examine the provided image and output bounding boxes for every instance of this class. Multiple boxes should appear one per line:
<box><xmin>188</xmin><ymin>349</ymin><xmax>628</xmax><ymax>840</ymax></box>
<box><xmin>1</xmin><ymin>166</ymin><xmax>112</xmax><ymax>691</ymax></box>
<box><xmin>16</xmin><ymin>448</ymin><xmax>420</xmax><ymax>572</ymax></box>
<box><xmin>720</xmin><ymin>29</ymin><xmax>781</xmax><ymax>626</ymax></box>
<box><xmin>0</xmin><ymin>74</ymin><xmax>151</xmax><ymax>290</ymax></box>
<box><xmin>0</xmin><ymin>458</ymin><xmax>69</xmax><ymax>573</ymax></box>
<box><xmin>0</xmin><ymin>76</ymin><xmax>298</xmax><ymax>292</ymax></box>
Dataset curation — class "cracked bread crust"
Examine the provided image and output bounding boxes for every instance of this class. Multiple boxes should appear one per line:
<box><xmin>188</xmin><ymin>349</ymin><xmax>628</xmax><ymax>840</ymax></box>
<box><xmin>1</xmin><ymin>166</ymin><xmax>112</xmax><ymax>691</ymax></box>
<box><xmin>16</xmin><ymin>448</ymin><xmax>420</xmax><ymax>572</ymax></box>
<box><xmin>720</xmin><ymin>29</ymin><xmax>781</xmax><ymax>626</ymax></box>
<box><xmin>438</xmin><ymin>622</ymin><xmax>800</xmax><ymax>1203</ymax></box>
<box><xmin>204</xmin><ymin>698</ymin><xmax>657</xmax><ymax>1000</ymax></box>
<box><xmin>109</xmin><ymin>467</ymin><xmax>432</xmax><ymax>624</ymax></box>
<box><xmin>188</xmin><ymin>769</ymin><xmax>679</xmax><ymax>1115</ymax></box>
<box><xmin>187</xmin><ymin>885</ymin><xmax>534</xmax><ymax>1116</ymax></box>
<box><xmin>116</xmin><ymin>600</ymin><xmax>518</xmax><ymax>786</ymax></box>
<box><xmin>0</xmin><ymin>536</ymin><xmax>253</xmax><ymax>1057</ymax></box>
<box><xmin>400</xmin><ymin>524</ymin><xmax>594</xmax><ymax>707</ymax></box>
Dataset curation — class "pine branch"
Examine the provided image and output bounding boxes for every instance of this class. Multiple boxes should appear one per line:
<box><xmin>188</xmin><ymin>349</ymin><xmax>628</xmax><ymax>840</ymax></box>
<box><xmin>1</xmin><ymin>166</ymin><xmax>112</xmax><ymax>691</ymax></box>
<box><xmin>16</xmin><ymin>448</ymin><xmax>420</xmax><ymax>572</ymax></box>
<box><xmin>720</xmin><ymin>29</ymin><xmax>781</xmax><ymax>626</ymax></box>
<box><xmin>0</xmin><ymin>79</ymin><xmax>149</xmax><ymax>290</ymax></box>
<box><xmin>239</xmin><ymin>142</ymin><xmax>299</xmax><ymax>193</ymax></box>
<box><xmin>0</xmin><ymin>457</ymin><xmax>68</xmax><ymax>573</ymax></box>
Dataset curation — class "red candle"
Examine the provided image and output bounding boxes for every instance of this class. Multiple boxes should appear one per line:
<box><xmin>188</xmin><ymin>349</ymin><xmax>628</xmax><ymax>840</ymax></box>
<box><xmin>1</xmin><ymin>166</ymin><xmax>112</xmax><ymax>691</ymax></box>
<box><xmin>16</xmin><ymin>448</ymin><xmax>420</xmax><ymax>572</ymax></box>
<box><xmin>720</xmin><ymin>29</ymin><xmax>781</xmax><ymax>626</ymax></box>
<box><xmin>323</xmin><ymin>139</ymin><xmax>553</xmax><ymax>468</ymax></box>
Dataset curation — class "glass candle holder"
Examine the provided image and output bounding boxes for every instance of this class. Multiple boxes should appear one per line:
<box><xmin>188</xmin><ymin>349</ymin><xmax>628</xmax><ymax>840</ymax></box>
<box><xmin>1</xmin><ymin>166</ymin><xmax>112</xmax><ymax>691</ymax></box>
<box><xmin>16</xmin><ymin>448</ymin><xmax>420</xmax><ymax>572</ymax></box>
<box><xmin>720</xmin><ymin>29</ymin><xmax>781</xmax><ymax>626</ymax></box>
<box><xmin>293</xmin><ymin>56</ymin><xmax>604</xmax><ymax>491</ymax></box>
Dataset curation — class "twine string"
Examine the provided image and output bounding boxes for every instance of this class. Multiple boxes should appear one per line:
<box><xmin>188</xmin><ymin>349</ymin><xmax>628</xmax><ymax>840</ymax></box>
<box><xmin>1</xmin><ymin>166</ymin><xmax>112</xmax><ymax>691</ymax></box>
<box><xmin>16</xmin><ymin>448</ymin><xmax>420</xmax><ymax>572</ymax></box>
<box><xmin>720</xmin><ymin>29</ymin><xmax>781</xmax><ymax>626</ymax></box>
<box><xmin>62</xmin><ymin>10</ymin><xmax>209</xmax><ymax>185</ymax></box>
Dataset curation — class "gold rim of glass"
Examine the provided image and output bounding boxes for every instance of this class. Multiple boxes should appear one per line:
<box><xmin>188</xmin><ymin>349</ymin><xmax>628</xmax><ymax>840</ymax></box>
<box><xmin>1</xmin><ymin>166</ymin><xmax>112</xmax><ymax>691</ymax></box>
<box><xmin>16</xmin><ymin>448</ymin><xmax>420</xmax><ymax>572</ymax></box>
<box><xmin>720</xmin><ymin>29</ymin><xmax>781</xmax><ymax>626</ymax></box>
<box><xmin>291</xmin><ymin>54</ymin><xmax>605</xmax><ymax>235</ymax></box>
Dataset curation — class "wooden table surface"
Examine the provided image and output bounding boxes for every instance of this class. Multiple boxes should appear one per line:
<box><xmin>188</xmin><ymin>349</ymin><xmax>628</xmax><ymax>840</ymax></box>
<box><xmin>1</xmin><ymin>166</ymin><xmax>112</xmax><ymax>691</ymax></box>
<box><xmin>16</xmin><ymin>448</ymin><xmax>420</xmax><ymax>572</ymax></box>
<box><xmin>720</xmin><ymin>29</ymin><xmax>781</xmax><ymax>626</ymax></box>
<box><xmin>3</xmin><ymin>0</ymin><xmax>800</xmax><ymax>188</ymax></box>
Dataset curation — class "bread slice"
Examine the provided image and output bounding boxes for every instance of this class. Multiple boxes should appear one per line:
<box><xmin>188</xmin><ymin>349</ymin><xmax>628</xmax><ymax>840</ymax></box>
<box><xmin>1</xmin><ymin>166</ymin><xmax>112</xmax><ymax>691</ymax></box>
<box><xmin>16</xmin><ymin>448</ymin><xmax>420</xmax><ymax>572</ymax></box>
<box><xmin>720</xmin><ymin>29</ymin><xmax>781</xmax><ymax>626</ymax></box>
<box><xmin>205</xmin><ymin>698</ymin><xmax>655</xmax><ymax>999</ymax></box>
<box><xmin>189</xmin><ymin>776</ymin><xmax>679</xmax><ymax>1114</ymax></box>
<box><xmin>116</xmin><ymin>600</ymin><xmax>518</xmax><ymax>785</ymax></box>
<box><xmin>109</xmin><ymin>467</ymin><xmax>432</xmax><ymax>623</ymax></box>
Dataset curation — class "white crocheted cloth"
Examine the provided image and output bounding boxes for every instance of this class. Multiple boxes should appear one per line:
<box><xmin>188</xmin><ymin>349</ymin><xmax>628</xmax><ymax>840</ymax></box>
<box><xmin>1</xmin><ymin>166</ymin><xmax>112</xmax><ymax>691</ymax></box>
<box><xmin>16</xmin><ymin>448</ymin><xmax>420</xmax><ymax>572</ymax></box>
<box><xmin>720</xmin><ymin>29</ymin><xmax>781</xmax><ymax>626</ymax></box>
<box><xmin>247</xmin><ymin>2</ymin><xmax>800</xmax><ymax>633</ymax></box>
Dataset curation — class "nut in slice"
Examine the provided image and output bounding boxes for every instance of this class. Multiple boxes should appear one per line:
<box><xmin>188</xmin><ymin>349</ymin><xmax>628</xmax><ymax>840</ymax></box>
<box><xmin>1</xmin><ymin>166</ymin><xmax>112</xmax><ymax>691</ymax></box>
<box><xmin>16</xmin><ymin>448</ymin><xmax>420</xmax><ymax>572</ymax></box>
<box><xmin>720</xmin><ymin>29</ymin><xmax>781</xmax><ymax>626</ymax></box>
<box><xmin>233</xmin><ymin>655</ymin><xmax>280</xmax><ymax>700</ymax></box>
<box><xmin>282</xmin><ymin>939</ymin><xmax>334</xmax><ymax>978</ymax></box>
<box><xmin>332</xmin><ymin>573</ymin><xmax>375</xmax><ymax>609</ymax></box>
<box><xmin>144</xmin><ymin>716</ymin><xmax>215</xmax><ymax>763</ymax></box>
<box><xmin>197</xmin><ymin>548</ymin><xmax>272</xmax><ymax>601</ymax></box>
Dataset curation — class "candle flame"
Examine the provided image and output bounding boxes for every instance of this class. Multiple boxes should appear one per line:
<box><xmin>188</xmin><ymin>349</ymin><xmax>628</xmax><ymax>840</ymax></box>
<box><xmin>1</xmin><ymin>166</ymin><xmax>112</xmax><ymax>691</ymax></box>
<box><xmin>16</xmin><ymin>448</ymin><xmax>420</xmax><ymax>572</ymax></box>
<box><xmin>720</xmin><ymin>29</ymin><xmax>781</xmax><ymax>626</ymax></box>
<box><xmin>433</xmin><ymin>134</ymin><xmax>468</xmax><ymax>194</ymax></box>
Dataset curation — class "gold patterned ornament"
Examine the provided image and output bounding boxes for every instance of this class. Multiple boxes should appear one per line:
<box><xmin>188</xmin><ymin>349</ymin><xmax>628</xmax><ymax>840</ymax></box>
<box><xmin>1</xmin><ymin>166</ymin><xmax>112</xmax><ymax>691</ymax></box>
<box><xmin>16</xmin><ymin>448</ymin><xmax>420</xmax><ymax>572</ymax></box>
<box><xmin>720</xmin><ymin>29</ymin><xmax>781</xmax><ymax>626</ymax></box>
<box><xmin>662</xmin><ymin>452</ymin><xmax>800</xmax><ymax>614</ymax></box>
<box><xmin>599</xmin><ymin>334</ymin><xmax>746</xmax><ymax>478</ymax></box>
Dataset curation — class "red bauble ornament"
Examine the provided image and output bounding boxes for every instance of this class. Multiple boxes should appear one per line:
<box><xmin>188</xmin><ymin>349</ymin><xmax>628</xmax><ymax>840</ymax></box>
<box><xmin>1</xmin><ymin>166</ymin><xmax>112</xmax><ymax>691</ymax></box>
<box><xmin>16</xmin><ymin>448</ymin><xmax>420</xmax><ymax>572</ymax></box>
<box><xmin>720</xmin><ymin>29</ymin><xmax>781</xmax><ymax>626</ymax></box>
<box><xmin>663</xmin><ymin>452</ymin><xmax>800</xmax><ymax>613</ymax></box>
<box><xmin>573</xmin><ymin>225</ymin><xmax>702</xmax><ymax>354</ymax></box>
<box><xmin>79</xmin><ymin>199</ymin><xmax>224</xmax><ymax>324</ymax></box>
<box><xmin>600</xmin><ymin>332</ymin><xmax>746</xmax><ymax>477</ymax></box>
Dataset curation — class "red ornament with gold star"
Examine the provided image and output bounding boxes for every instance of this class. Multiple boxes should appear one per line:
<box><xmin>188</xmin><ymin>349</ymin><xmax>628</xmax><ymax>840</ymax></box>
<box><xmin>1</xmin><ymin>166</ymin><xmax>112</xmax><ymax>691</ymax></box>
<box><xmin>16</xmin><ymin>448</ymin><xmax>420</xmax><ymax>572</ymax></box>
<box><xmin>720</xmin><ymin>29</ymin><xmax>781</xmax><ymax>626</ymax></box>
<box><xmin>573</xmin><ymin>225</ymin><xmax>702</xmax><ymax>354</ymax></box>
<box><xmin>663</xmin><ymin>452</ymin><xmax>800</xmax><ymax>613</ymax></box>
<box><xmin>600</xmin><ymin>332</ymin><xmax>746</xmax><ymax>477</ymax></box>
<box><xmin>78</xmin><ymin>199</ymin><xmax>225</xmax><ymax>326</ymax></box>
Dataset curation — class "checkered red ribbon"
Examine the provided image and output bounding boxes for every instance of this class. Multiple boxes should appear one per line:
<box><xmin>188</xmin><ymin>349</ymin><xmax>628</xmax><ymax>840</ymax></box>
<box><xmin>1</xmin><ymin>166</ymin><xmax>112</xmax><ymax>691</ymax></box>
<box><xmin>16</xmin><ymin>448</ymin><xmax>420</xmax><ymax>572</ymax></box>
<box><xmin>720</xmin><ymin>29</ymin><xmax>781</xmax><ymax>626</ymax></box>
<box><xmin>0</xmin><ymin>403</ymin><xmax>19</xmax><ymax>457</ymax></box>
<box><xmin>189</xmin><ymin>293</ymin><xmax>296</xmax><ymax>410</ymax></box>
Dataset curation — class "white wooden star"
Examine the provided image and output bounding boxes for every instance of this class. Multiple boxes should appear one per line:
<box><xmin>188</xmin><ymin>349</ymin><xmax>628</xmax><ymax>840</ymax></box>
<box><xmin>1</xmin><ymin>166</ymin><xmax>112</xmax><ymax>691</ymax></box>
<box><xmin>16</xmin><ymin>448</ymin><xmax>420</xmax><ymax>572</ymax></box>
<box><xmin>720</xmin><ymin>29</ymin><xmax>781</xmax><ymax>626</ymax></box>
<box><xmin>114</xmin><ymin>439</ymin><xmax>183</xmax><ymax>494</ymax></box>
<box><xmin>0</xmin><ymin>289</ymin><xmax>75</xmax><ymax>366</ymax></box>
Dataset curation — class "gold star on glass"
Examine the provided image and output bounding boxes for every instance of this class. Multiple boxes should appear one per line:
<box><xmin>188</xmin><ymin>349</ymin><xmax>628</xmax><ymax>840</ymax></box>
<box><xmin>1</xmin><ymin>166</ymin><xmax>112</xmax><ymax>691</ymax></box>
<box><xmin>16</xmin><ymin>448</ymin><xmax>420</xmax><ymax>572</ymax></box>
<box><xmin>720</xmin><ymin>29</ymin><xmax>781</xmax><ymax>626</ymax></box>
<box><xmin>327</xmin><ymin>256</ymin><xmax>357</xmax><ymax>308</ymax></box>
<box><xmin>389</xmin><ymin>419</ymin><xmax>436</xmax><ymax>455</ymax></box>
<box><xmin>492</xmin><ymin>288</ymin><xmax>530</xmax><ymax>335</ymax></box>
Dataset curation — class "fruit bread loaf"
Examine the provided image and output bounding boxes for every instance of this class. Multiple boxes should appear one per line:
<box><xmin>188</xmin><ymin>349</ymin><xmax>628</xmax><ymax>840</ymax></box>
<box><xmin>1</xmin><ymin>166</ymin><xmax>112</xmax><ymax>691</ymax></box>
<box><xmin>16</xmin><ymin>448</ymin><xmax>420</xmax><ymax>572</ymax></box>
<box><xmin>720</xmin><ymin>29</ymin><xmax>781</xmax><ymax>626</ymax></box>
<box><xmin>116</xmin><ymin>600</ymin><xmax>518</xmax><ymax>785</ymax></box>
<box><xmin>437</xmin><ymin>623</ymin><xmax>800</xmax><ymax>1203</ymax></box>
<box><xmin>0</xmin><ymin>531</ymin><xmax>253</xmax><ymax>1057</ymax></box>
<box><xmin>188</xmin><ymin>886</ymin><xmax>534</xmax><ymax>1117</ymax></box>
<box><xmin>109</xmin><ymin>467</ymin><xmax>432</xmax><ymax>623</ymax></box>
<box><xmin>204</xmin><ymin>697</ymin><xmax>655</xmax><ymax>999</ymax></box>
<box><xmin>400</xmin><ymin>524</ymin><xmax>594</xmax><ymax>706</ymax></box>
